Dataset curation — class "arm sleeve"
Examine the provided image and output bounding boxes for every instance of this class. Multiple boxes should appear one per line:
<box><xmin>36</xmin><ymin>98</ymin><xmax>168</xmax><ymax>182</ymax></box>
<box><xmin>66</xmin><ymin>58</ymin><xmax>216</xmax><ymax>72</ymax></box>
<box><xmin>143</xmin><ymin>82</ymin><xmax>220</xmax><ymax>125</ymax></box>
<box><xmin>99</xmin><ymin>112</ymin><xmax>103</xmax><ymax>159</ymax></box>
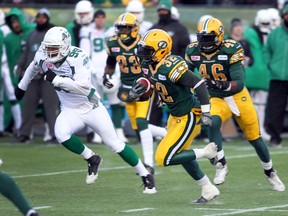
<box><xmin>18</xmin><ymin>60</ymin><xmax>41</xmax><ymax>91</ymax></box>
<box><xmin>178</xmin><ymin>70</ymin><xmax>210</xmax><ymax>109</ymax></box>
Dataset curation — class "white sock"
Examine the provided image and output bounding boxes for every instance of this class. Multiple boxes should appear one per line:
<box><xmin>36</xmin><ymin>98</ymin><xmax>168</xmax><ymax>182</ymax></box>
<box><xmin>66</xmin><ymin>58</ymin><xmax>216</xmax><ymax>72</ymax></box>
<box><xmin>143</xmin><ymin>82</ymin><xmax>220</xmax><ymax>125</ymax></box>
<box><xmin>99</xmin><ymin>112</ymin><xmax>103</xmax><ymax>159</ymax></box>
<box><xmin>193</xmin><ymin>148</ymin><xmax>206</xmax><ymax>159</ymax></box>
<box><xmin>11</xmin><ymin>104</ymin><xmax>22</xmax><ymax>130</ymax></box>
<box><xmin>134</xmin><ymin>160</ymin><xmax>149</xmax><ymax>176</ymax></box>
<box><xmin>261</xmin><ymin>160</ymin><xmax>273</xmax><ymax>170</ymax></box>
<box><xmin>140</xmin><ymin>129</ymin><xmax>154</xmax><ymax>167</ymax></box>
<box><xmin>81</xmin><ymin>145</ymin><xmax>94</xmax><ymax>159</ymax></box>
<box><xmin>217</xmin><ymin>149</ymin><xmax>225</xmax><ymax>160</ymax></box>
<box><xmin>148</xmin><ymin>124</ymin><xmax>167</xmax><ymax>138</ymax></box>
<box><xmin>196</xmin><ymin>175</ymin><xmax>210</xmax><ymax>186</ymax></box>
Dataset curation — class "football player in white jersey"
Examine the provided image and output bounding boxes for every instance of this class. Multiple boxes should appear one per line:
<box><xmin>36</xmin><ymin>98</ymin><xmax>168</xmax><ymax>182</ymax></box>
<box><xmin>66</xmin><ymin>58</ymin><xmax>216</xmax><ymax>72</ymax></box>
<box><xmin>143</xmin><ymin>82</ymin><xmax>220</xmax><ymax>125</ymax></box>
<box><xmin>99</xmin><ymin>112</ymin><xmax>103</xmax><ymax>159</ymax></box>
<box><xmin>80</xmin><ymin>9</ymin><xmax>128</xmax><ymax>143</ymax></box>
<box><xmin>125</xmin><ymin>0</ymin><xmax>153</xmax><ymax>35</ymax></box>
<box><xmin>14</xmin><ymin>26</ymin><xmax>157</xmax><ymax>194</ymax></box>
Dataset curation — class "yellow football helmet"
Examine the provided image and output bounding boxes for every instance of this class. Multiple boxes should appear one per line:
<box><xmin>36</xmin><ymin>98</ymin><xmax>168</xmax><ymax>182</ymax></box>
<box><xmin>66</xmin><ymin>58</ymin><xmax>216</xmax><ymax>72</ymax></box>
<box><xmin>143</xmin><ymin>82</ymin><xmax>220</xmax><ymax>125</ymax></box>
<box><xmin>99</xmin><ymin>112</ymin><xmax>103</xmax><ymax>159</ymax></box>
<box><xmin>137</xmin><ymin>29</ymin><xmax>172</xmax><ymax>63</ymax></box>
<box><xmin>197</xmin><ymin>17</ymin><xmax>224</xmax><ymax>53</ymax></box>
<box><xmin>115</xmin><ymin>12</ymin><xmax>140</xmax><ymax>42</ymax></box>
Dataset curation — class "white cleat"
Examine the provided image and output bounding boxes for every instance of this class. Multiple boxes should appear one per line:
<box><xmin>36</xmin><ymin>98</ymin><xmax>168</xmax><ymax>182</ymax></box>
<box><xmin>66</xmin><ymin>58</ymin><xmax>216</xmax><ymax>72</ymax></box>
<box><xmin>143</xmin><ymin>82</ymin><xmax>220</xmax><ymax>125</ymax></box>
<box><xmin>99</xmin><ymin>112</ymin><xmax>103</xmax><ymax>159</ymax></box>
<box><xmin>192</xmin><ymin>182</ymin><xmax>220</xmax><ymax>204</ymax></box>
<box><xmin>266</xmin><ymin>171</ymin><xmax>285</xmax><ymax>192</ymax></box>
<box><xmin>213</xmin><ymin>162</ymin><xmax>228</xmax><ymax>185</ymax></box>
<box><xmin>203</xmin><ymin>142</ymin><xmax>218</xmax><ymax>159</ymax></box>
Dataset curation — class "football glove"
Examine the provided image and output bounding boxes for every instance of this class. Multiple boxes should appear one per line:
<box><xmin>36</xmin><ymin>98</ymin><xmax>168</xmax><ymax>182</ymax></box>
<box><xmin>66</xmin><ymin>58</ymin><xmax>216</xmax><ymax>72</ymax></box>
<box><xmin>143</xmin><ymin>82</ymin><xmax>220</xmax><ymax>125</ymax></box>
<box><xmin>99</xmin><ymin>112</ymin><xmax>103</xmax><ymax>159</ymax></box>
<box><xmin>197</xmin><ymin>112</ymin><xmax>212</xmax><ymax>127</ymax></box>
<box><xmin>15</xmin><ymin>86</ymin><xmax>25</xmax><ymax>100</ymax></box>
<box><xmin>205</xmin><ymin>78</ymin><xmax>230</xmax><ymax>90</ymax></box>
<box><xmin>103</xmin><ymin>74</ymin><xmax>113</xmax><ymax>89</ymax></box>
<box><xmin>44</xmin><ymin>69</ymin><xmax>56</xmax><ymax>82</ymax></box>
<box><xmin>128</xmin><ymin>82</ymin><xmax>147</xmax><ymax>100</ymax></box>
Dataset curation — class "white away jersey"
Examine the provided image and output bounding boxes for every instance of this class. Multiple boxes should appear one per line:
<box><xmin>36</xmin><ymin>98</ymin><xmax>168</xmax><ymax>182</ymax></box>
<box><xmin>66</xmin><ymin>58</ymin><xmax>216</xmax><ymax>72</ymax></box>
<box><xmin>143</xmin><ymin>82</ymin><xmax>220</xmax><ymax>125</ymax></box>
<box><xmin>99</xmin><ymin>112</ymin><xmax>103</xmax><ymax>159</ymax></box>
<box><xmin>18</xmin><ymin>46</ymin><xmax>100</xmax><ymax>112</ymax></box>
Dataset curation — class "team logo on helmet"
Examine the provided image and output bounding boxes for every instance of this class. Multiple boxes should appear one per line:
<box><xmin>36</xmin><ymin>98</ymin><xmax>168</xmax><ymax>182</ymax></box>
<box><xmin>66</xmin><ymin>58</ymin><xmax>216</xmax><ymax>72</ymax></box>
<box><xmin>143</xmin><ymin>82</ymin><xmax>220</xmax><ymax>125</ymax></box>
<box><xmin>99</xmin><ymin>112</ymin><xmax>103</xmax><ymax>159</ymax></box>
<box><xmin>158</xmin><ymin>40</ymin><xmax>168</xmax><ymax>49</ymax></box>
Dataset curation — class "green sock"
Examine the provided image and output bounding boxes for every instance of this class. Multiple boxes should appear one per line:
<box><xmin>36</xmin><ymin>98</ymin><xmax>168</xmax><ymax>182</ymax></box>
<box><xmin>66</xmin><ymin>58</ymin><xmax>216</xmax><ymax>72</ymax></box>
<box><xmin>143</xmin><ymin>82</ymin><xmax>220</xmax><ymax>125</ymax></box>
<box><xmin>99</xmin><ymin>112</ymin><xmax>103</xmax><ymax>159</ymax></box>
<box><xmin>0</xmin><ymin>172</ymin><xmax>33</xmax><ymax>215</ymax></box>
<box><xmin>118</xmin><ymin>145</ymin><xmax>139</xmax><ymax>167</ymax></box>
<box><xmin>169</xmin><ymin>150</ymin><xmax>197</xmax><ymax>165</ymax></box>
<box><xmin>208</xmin><ymin>115</ymin><xmax>223</xmax><ymax>151</ymax></box>
<box><xmin>62</xmin><ymin>135</ymin><xmax>85</xmax><ymax>155</ymax></box>
<box><xmin>181</xmin><ymin>160</ymin><xmax>205</xmax><ymax>181</ymax></box>
<box><xmin>250</xmin><ymin>138</ymin><xmax>271</xmax><ymax>163</ymax></box>
<box><xmin>111</xmin><ymin>104</ymin><xmax>124</xmax><ymax>128</ymax></box>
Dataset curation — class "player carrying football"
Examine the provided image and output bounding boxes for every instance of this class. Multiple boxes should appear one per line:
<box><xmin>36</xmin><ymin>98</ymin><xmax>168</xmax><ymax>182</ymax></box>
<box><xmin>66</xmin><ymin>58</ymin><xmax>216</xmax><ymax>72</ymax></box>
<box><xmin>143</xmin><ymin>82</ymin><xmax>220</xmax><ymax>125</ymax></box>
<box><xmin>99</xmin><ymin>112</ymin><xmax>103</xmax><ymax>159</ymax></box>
<box><xmin>130</xmin><ymin>29</ymin><xmax>220</xmax><ymax>204</ymax></box>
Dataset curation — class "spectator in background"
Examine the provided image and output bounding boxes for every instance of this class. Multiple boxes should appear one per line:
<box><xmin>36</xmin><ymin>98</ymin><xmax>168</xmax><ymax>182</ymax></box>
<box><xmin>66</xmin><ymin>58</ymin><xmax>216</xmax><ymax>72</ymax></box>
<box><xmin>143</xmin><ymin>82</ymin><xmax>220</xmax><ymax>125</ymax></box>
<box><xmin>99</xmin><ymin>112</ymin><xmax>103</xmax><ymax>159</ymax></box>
<box><xmin>0</xmin><ymin>159</ymin><xmax>40</xmax><ymax>216</ymax></box>
<box><xmin>126</xmin><ymin>0</ymin><xmax>153</xmax><ymax>35</ymax></box>
<box><xmin>149</xmin><ymin>0</ymin><xmax>190</xmax><ymax>127</ymax></box>
<box><xmin>15</xmin><ymin>8</ymin><xmax>58</xmax><ymax>143</ymax></box>
<box><xmin>80</xmin><ymin>9</ymin><xmax>128</xmax><ymax>143</ymax></box>
<box><xmin>243</xmin><ymin>9</ymin><xmax>273</xmax><ymax>141</ymax></box>
<box><xmin>65</xmin><ymin>0</ymin><xmax>94</xmax><ymax>47</ymax></box>
<box><xmin>150</xmin><ymin>0</ymin><xmax>190</xmax><ymax>58</ymax></box>
<box><xmin>2</xmin><ymin>8</ymin><xmax>34</xmax><ymax>137</ymax></box>
<box><xmin>0</xmin><ymin>9</ymin><xmax>20</xmax><ymax>137</ymax></box>
<box><xmin>229</xmin><ymin>18</ymin><xmax>253</xmax><ymax>68</ymax></box>
<box><xmin>263</xmin><ymin>4</ymin><xmax>288</xmax><ymax>148</ymax></box>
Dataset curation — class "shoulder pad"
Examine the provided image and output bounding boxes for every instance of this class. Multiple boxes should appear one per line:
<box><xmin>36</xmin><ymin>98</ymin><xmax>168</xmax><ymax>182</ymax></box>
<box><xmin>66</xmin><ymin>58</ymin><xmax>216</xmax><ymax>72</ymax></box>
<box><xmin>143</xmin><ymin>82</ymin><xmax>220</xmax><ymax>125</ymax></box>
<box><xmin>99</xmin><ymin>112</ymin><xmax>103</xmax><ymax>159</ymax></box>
<box><xmin>222</xmin><ymin>40</ymin><xmax>244</xmax><ymax>64</ymax></box>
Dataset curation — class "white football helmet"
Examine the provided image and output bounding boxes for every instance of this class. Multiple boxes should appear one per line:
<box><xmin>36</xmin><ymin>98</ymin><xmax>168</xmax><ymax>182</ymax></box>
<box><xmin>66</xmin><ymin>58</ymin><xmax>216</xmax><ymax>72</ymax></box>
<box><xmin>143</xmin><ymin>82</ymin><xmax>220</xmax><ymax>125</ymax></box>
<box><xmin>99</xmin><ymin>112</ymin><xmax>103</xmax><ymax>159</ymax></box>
<box><xmin>267</xmin><ymin>8</ymin><xmax>281</xmax><ymax>29</ymax></box>
<box><xmin>255</xmin><ymin>9</ymin><xmax>272</xmax><ymax>33</ymax></box>
<box><xmin>171</xmin><ymin>6</ymin><xmax>180</xmax><ymax>20</ymax></box>
<box><xmin>0</xmin><ymin>9</ymin><xmax>5</xmax><ymax>26</ymax></box>
<box><xmin>75</xmin><ymin>0</ymin><xmax>94</xmax><ymax>25</ymax></box>
<box><xmin>42</xmin><ymin>27</ymin><xmax>71</xmax><ymax>63</ymax></box>
<box><xmin>126</xmin><ymin>0</ymin><xmax>144</xmax><ymax>22</ymax></box>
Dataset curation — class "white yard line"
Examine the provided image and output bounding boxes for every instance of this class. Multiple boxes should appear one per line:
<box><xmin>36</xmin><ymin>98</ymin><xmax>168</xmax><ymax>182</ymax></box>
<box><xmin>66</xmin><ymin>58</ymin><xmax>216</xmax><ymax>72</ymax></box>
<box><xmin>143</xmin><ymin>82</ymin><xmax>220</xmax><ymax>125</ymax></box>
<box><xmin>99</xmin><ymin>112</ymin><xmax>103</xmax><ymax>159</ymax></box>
<box><xmin>120</xmin><ymin>208</ymin><xmax>155</xmax><ymax>213</ymax></box>
<box><xmin>34</xmin><ymin>206</ymin><xmax>52</xmax><ymax>210</ymax></box>
<box><xmin>12</xmin><ymin>150</ymin><xmax>288</xmax><ymax>179</ymax></box>
<box><xmin>202</xmin><ymin>204</ymin><xmax>288</xmax><ymax>216</ymax></box>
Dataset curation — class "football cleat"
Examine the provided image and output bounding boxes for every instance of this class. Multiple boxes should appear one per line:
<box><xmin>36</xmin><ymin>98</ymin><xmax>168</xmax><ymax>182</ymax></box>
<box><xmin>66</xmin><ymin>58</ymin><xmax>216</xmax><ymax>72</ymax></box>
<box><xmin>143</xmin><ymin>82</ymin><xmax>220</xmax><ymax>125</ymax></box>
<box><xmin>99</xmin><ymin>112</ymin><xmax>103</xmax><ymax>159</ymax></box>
<box><xmin>213</xmin><ymin>162</ymin><xmax>228</xmax><ymax>185</ymax></box>
<box><xmin>265</xmin><ymin>171</ymin><xmax>285</xmax><ymax>192</ymax></box>
<box><xmin>144</xmin><ymin>163</ymin><xmax>155</xmax><ymax>175</ymax></box>
<box><xmin>192</xmin><ymin>182</ymin><xmax>220</xmax><ymax>204</ymax></box>
<box><xmin>141</xmin><ymin>174</ymin><xmax>157</xmax><ymax>194</ymax></box>
<box><xmin>85</xmin><ymin>154</ymin><xmax>103</xmax><ymax>184</ymax></box>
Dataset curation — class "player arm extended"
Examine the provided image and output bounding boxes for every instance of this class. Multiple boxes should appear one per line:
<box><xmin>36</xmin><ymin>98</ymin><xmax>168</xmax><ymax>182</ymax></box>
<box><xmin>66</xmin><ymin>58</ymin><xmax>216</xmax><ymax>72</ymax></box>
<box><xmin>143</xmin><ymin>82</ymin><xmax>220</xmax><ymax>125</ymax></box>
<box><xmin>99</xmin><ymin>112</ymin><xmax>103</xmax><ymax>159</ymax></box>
<box><xmin>178</xmin><ymin>70</ymin><xmax>210</xmax><ymax>112</ymax></box>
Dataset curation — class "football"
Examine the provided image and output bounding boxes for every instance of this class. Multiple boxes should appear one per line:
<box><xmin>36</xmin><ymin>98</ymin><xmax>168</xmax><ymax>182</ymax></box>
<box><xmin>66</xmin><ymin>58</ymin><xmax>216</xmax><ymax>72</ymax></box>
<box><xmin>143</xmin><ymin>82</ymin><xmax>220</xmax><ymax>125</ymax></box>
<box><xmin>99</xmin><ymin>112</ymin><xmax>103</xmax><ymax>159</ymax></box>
<box><xmin>136</xmin><ymin>77</ymin><xmax>154</xmax><ymax>99</ymax></box>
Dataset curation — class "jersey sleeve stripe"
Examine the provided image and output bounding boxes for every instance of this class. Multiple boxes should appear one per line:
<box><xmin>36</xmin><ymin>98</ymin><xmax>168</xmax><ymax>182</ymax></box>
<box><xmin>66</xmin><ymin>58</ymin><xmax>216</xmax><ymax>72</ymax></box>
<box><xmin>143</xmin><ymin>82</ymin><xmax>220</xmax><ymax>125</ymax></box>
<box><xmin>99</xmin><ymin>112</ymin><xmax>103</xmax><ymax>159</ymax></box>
<box><xmin>168</xmin><ymin>61</ymin><xmax>188</xmax><ymax>83</ymax></box>
<box><xmin>229</xmin><ymin>48</ymin><xmax>244</xmax><ymax>64</ymax></box>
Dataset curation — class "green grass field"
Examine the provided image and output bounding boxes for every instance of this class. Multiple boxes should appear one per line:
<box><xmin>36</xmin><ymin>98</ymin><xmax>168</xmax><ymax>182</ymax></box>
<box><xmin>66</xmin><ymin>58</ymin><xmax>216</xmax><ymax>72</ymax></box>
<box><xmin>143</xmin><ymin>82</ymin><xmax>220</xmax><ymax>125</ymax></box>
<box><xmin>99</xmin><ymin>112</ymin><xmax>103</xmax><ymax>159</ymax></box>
<box><xmin>0</xmin><ymin>137</ymin><xmax>287</xmax><ymax>216</ymax></box>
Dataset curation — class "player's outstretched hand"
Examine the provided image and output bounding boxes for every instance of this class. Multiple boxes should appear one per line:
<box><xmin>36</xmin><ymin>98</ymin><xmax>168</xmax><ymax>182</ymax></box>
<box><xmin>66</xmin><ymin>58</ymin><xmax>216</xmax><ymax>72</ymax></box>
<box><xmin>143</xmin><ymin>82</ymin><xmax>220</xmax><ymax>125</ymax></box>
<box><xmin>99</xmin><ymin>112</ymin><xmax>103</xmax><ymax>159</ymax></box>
<box><xmin>103</xmin><ymin>74</ymin><xmax>114</xmax><ymax>89</ymax></box>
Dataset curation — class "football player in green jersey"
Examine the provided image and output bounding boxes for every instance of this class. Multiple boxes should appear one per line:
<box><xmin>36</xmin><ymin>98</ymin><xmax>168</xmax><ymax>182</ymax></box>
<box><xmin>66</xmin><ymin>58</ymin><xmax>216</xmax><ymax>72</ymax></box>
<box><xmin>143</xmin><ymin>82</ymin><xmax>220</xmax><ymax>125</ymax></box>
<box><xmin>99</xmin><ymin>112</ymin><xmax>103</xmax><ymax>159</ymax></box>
<box><xmin>103</xmin><ymin>13</ymin><xmax>167</xmax><ymax>175</ymax></box>
<box><xmin>130</xmin><ymin>29</ymin><xmax>220</xmax><ymax>204</ymax></box>
<box><xmin>185</xmin><ymin>17</ymin><xmax>285</xmax><ymax>191</ymax></box>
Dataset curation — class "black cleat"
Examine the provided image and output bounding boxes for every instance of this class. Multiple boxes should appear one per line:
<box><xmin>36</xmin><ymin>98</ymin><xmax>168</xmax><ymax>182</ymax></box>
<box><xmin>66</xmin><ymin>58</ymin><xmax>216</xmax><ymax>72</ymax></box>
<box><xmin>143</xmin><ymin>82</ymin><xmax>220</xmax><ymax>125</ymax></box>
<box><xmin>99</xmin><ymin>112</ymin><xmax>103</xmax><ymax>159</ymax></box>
<box><xmin>85</xmin><ymin>154</ymin><xmax>102</xmax><ymax>184</ymax></box>
<box><xmin>141</xmin><ymin>174</ymin><xmax>157</xmax><ymax>194</ymax></box>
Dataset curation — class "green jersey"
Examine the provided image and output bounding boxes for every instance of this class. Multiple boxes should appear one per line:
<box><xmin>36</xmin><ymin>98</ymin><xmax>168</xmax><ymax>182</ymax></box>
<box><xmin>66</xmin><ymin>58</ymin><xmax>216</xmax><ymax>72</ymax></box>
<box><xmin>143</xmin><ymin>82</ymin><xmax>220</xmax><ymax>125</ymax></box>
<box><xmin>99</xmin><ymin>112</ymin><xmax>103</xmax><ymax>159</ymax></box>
<box><xmin>141</xmin><ymin>54</ymin><xmax>200</xmax><ymax>117</ymax></box>
<box><xmin>185</xmin><ymin>39</ymin><xmax>245</xmax><ymax>98</ymax></box>
<box><xmin>106</xmin><ymin>35</ymin><xmax>142</xmax><ymax>86</ymax></box>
